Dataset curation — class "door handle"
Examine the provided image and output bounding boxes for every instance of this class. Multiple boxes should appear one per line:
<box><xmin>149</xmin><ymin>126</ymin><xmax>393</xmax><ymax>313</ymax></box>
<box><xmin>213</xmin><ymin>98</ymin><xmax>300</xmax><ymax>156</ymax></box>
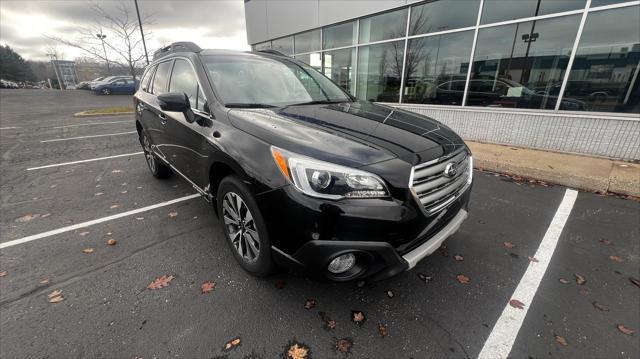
<box><xmin>158</xmin><ymin>113</ymin><xmax>167</xmax><ymax>125</ymax></box>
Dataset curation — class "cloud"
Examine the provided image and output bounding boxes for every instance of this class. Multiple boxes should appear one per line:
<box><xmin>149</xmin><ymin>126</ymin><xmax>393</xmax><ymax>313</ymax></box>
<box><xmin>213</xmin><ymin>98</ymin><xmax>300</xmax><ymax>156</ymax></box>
<box><xmin>0</xmin><ymin>0</ymin><xmax>250</xmax><ymax>61</ymax></box>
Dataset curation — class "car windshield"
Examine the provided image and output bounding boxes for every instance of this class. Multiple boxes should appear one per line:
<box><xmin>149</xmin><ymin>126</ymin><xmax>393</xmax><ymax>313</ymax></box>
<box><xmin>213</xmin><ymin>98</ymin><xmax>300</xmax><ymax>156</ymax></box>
<box><xmin>203</xmin><ymin>55</ymin><xmax>352</xmax><ymax>108</ymax></box>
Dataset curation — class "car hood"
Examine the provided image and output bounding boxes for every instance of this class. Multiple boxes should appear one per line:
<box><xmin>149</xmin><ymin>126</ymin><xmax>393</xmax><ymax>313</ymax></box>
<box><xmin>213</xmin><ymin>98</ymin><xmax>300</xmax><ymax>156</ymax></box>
<box><xmin>227</xmin><ymin>101</ymin><xmax>465</xmax><ymax>168</ymax></box>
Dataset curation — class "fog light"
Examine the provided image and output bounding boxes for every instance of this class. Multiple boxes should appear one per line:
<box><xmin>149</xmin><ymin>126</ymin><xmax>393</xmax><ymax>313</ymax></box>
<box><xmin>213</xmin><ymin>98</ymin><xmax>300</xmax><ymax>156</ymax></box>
<box><xmin>327</xmin><ymin>253</ymin><xmax>356</xmax><ymax>274</ymax></box>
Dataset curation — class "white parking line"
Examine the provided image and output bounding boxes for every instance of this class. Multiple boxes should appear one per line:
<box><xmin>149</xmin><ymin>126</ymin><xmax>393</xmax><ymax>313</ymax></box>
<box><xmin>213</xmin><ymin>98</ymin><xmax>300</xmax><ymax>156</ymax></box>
<box><xmin>0</xmin><ymin>194</ymin><xmax>200</xmax><ymax>249</ymax></box>
<box><xmin>26</xmin><ymin>152</ymin><xmax>143</xmax><ymax>171</ymax></box>
<box><xmin>41</xmin><ymin>131</ymin><xmax>137</xmax><ymax>143</ymax></box>
<box><xmin>478</xmin><ymin>188</ymin><xmax>578</xmax><ymax>359</ymax></box>
<box><xmin>53</xmin><ymin>120</ymin><xmax>130</xmax><ymax>129</ymax></box>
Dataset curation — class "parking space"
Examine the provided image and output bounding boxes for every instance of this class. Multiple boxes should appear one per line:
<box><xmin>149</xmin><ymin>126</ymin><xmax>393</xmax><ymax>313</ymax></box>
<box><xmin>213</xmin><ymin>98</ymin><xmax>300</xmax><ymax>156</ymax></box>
<box><xmin>1</xmin><ymin>89</ymin><xmax>638</xmax><ymax>358</ymax></box>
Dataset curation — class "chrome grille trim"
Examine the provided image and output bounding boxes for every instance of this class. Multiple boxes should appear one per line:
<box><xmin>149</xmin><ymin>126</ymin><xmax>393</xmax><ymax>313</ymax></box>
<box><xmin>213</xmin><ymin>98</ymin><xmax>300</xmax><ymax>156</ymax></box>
<box><xmin>409</xmin><ymin>149</ymin><xmax>472</xmax><ymax>215</ymax></box>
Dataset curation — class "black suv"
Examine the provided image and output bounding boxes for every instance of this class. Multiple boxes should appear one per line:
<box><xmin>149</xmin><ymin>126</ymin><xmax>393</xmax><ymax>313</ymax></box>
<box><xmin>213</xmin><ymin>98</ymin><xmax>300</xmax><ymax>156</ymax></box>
<box><xmin>133</xmin><ymin>42</ymin><xmax>472</xmax><ymax>281</ymax></box>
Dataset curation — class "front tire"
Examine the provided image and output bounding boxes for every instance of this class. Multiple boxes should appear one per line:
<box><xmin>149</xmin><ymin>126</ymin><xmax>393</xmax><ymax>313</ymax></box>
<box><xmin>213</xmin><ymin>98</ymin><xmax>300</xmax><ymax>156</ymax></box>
<box><xmin>140</xmin><ymin>131</ymin><xmax>172</xmax><ymax>179</ymax></box>
<box><xmin>101</xmin><ymin>88</ymin><xmax>111</xmax><ymax>95</ymax></box>
<box><xmin>217</xmin><ymin>175</ymin><xmax>276</xmax><ymax>277</ymax></box>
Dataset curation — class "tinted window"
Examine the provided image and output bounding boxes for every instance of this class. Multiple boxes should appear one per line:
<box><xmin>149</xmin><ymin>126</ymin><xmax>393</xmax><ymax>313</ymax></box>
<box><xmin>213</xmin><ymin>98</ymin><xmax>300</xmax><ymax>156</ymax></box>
<box><xmin>469</xmin><ymin>14</ymin><xmax>581</xmax><ymax>109</ymax></box>
<box><xmin>322</xmin><ymin>48</ymin><xmax>356</xmax><ymax>93</ymax></box>
<box><xmin>294</xmin><ymin>30</ymin><xmax>321</xmax><ymax>54</ymax></box>
<box><xmin>409</xmin><ymin>0</ymin><xmax>480</xmax><ymax>35</ymax></box>
<box><xmin>403</xmin><ymin>31</ymin><xmax>473</xmax><ymax>105</ymax></box>
<box><xmin>481</xmin><ymin>0</ymin><xmax>586</xmax><ymax>24</ymax></box>
<box><xmin>359</xmin><ymin>8</ymin><xmax>407</xmax><ymax>43</ymax></box>
<box><xmin>563</xmin><ymin>6</ymin><xmax>640</xmax><ymax>113</ymax></box>
<box><xmin>356</xmin><ymin>40</ymin><xmax>404</xmax><ymax>102</ymax></box>
<box><xmin>323</xmin><ymin>21</ymin><xmax>356</xmax><ymax>49</ymax></box>
<box><xmin>272</xmin><ymin>36</ymin><xmax>293</xmax><ymax>55</ymax></box>
<box><xmin>141</xmin><ymin>67</ymin><xmax>155</xmax><ymax>92</ymax></box>
<box><xmin>151</xmin><ymin>60</ymin><xmax>173</xmax><ymax>95</ymax></box>
<box><xmin>169</xmin><ymin>59</ymin><xmax>200</xmax><ymax>109</ymax></box>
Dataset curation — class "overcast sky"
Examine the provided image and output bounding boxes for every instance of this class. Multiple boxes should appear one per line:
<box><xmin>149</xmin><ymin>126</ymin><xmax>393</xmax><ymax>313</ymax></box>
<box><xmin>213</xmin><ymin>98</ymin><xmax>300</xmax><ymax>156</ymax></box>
<box><xmin>0</xmin><ymin>0</ymin><xmax>250</xmax><ymax>61</ymax></box>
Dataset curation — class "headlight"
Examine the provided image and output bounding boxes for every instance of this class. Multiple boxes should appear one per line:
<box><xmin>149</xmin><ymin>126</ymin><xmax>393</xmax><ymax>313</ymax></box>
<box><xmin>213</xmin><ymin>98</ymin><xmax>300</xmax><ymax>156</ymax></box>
<box><xmin>271</xmin><ymin>146</ymin><xmax>389</xmax><ymax>200</ymax></box>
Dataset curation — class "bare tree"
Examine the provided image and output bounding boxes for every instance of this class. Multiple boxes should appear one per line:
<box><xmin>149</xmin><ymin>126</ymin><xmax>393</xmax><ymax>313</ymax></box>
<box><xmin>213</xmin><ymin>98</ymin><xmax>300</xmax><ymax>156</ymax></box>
<box><xmin>46</xmin><ymin>3</ymin><xmax>152</xmax><ymax>80</ymax></box>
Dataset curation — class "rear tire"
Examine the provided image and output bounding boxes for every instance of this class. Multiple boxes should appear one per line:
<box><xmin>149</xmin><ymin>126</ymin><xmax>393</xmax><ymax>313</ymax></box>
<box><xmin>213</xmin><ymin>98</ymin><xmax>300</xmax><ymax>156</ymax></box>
<box><xmin>140</xmin><ymin>131</ymin><xmax>172</xmax><ymax>179</ymax></box>
<box><xmin>101</xmin><ymin>88</ymin><xmax>111</xmax><ymax>95</ymax></box>
<box><xmin>217</xmin><ymin>175</ymin><xmax>276</xmax><ymax>277</ymax></box>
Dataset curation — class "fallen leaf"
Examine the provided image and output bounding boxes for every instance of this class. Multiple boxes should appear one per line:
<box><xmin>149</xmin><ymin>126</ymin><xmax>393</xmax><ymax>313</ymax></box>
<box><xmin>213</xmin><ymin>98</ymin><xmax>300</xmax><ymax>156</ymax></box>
<box><xmin>147</xmin><ymin>274</ymin><xmax>174</xmax><ymax>290</ymax></box>
<box><xmin>528</xmin><ymin>256</ymin><xmax>539</xmax><ymax>263</ymax></box>
<box><xmin>617</xmin><ymin>324</ymin><xmax>635</xmax><ymax>335</ymax></box>
<box><xmin>48</xmin><ymin>289</ymin><xmax>63</xmax><ymax>298</ymax></box>
<box><xmin>454</xmin><ymin>255</ymin><xmax>464</xmax><ymax>261</ymax></box>
<box><xmin>106</xmin><ymin>232</ymin><xmax>112</xmax><ymax>235</ymax></box>
<box><xmin>49</xmin><ymin>295</ymin><xmax>65</xmax><ymax>303</ymax></box>
<box><xmin>386</xmin><ymin>290</ymin><xmax>394</xmax><ymax>298</ymax></box>
<box><xmin>0</xmin><ymin>271</ymin><xmax>7</xmax><ymax>277</ymax></box>
<box><xmin>223</xmin><ymin>337</ymin><xmax>241</xmax><ymax>351</ymax></box>
<box><xmin>599</xmin><ymin>239</ymin><xmax>612</xmax><ymax>245</ymax></box>
<box><xmin>319</xmin><ymin>312</ymin><xmax>336</xmax><ymax>330</ymax></box>
<box><xmin>111</xmin><ymin>169</ymin><xmax>123</xmax><ymax>173</ymax></box>
<box><xmin>630</xmin><ymin>277</ymin><xmax>640</xmax><ymax>288</ymax></box>
<box><xmin>456</xmin><ymin>274</ymin><xmax>471</xmax><ymax>284</ymax></box>
<box><xmin>417</xmin><ymin>273</ymin><xmax>433</xmax><ymax>283</ymax></box>
<box><xmin>609</xmin><ymin>255</ymin><xmax>624</xmax><ymax>263</ymax></box>
<box><xmin>555</xmin><ymin>334</ymin><xmax>568</xmax><ymax>346</ymax></box>
<box><xmin>509</xmin><ymin>299</ymin><xmax>525</xmax><ymax>309</ymax></box>
<box><xmin>336</xmin><ymin>338</ymin><xmax>352</xmax><ymax>353</ymax></box>
<box><xmin>579</xmin><ymin>288</ymin><xmax>590</xmax><ymax>296</ymax></box>
<box><xmin>16</xmin><ymin>214</ymin><xmax>40</xmax><ymax>222</ymax></box>
<box><xmin>201</xmin><ymin>281</ymin><xmax>215</xmax><ymax>294</ymax></box>
<box><xmin>168</xmin><ymin>211</ymin><xmax>178</xmax><ymax>218</ymax></box>
<box><xmin>79</xmin><ymin>231</ymin><xmax>90</xmax><ymax>236</ymax></box>
<box><xmin>94</xmin><ymin>192</ymin><xmax>104</xmax><ymax>196</ymax></box>
<box><xmin>378</xmin><ymin>322</ymin><xmax>389</xmax><ymax>337</ymax></box>
<box><xmin>287</xmin><ymin>343</ymin><xmax>310</xmax><ymax>359</ymax></box>
<box><xmin>41</xmin><ymin>213</ymin><xmax>51</xmax><ymax>218</ymax></box>
<box><xmin>559</xmin><ymin>278</ymin><xmax>570</xmax><ymax>284</ymax></box>
<box><xmin>575</xmin><ymin>274</ymin><xmax>587</xmax><ymax>285</ymax></box>
<box><xmin>81</xmin><ymin>248</ymin><xmax>95</xmax><ymax>254</ymax></box>
<box><xmin>110</xmin><ymin>204</ymin><xmax>120</xmax><ymax>209</ymax></box>
<box><xmin>503</xmin><ymin>241</ymin><xmax>515</xmax><ymax>249</ymax></box>
<box><xmin>304</xmin><ymin>299</ymin><xmax>316</xmax><ymax>310</ymax></box>
<box><xmin>351</xmin><ymin>310</ymin><xmax>366</xmax><ymax>325</ymax></box>
<box><xmin>39</xmin><ymin>278</ymin><xmax>49</xmax><ymax>284</ymax></box>
<box><xmin>121</xmin><ymin>190</ymin><xmax>128</xmax><ymax>194</ymax></box>
<box><xmin>275</xmin><ymin>280</ymin><xmax>286</xmax><ymax>289</ymax></box>
<box><xmin>106</xmin><ymin>239</ymin><xmax>117</xmax><ymax>246</ymax></box>
<box><xmin>592</xmin><ymin>302</ymin><xmax>609</xmax><ymax>312</ymax></box>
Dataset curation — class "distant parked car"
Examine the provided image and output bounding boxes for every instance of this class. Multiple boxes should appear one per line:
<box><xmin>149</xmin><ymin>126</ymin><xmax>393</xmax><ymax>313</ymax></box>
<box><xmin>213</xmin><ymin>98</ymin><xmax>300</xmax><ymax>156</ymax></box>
<box><xmin>76</xmin><ymin>81</ymin><xmax>91</xmax><ymax>90</ymax></box>
<box><xmin>93</xmin><ymin>78</ymin><xmax>137</xmax><ymax>95</ymax></box>
<box><xmin>0</xmin><ymin>79</ymin><xmax>19</xmax><ymax>88</ymax></box>
<box><xmin>90</xmin><ymin>76</ymin><xmax>129</xmax><ymax>89</ymax></box>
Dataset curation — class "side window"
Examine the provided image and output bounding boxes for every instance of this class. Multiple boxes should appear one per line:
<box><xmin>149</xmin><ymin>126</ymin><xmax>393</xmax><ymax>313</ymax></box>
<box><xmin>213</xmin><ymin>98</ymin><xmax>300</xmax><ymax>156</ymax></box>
<box><xmin>114</xmin><ymin>80</ymin><xmax>125</xmax><ymax>85</ymax></box>
<box><xmin>169</xmin><ymin>59</ymin><xmax>201</xmax><ymax>109</ymax></box>
<box><xmin>152</xmin><ymin>60</ymin><xmax>173</xmax><ymax>95</ymax></box>
<box><xmin>141</xmin><ymin>66</ymin><xmax>155</xmax><ymax>92</ymax></box>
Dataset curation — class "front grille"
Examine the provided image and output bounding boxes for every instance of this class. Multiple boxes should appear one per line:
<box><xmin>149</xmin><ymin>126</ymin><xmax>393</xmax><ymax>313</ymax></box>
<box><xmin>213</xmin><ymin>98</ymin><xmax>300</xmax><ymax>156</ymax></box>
<box><xmin>410</xmin><ymin>149</ymin><xmax>471</xmax><ymax>215</ymax></box>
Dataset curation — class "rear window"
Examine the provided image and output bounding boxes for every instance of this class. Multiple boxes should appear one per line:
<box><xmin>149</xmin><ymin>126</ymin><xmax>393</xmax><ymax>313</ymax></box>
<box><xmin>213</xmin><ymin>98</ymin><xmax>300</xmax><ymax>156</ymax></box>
<box><xmin>151</xmin><ymin>60</ymin><xmax>173</xmax><ymax>95</ymax></box>
<box><xmin>141</xmin><ymin>67</ymin><xmax>155</xmax><ymax>92</ymax></box>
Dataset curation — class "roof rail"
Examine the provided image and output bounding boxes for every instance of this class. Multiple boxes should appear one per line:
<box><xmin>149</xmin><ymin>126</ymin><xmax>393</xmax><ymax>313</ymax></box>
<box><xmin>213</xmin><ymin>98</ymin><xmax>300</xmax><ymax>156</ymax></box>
<box><xmin>257</xmin><ymin>49</ymin><xmax>289</xmax><ymax>57</ymax></box>
<box><xmin>152</xmin><ymin>42</ymin><xmax>202</xmax><ymax>61</ymax></box>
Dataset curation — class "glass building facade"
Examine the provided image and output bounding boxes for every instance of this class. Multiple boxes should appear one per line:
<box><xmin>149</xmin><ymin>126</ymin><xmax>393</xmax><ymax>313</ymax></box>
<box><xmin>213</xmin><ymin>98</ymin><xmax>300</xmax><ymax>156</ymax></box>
<box><xmin>252</xmin><ymin>0</ymin><xmax>640</xmax><ymax>115</ymax></box>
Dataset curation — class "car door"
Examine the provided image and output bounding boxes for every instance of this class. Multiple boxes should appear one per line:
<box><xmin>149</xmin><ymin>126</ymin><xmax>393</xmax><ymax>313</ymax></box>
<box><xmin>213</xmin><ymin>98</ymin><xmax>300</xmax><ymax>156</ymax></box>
<box><xmin>164</xmin><ymin>58</ymin><xmax>211</xmax><ymax>185</ymax></box>
<box><xmin>111</xmin><ymin>79</ymin><xmax>125</xmax><ymax>93</ymax></box>
<box><xmin>146</xmin><ymin>59</ymin><xmax>174</xmax><ymax>160</ymax></box>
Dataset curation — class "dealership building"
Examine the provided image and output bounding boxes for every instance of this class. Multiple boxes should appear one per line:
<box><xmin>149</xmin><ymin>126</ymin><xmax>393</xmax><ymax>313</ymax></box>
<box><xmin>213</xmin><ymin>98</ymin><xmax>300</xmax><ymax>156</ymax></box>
<box><xmin>243</xmin><ymin>0</ymin><xmax>640</xmax><ymax>160</ymax></box>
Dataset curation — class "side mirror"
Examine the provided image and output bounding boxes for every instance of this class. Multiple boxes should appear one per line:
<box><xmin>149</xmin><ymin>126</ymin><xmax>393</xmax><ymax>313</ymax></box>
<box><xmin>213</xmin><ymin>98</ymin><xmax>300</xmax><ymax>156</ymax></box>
<box><xmin>158</xmin><ymin>92</ymin><xmax>190</xmax><ymax>113</ymax></box>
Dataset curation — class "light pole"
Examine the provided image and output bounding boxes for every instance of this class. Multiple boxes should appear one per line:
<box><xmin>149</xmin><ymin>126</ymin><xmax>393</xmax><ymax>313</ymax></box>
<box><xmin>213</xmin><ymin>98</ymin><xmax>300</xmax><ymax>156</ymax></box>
<box><xmin>96</xmin><ymin>33</ymin><xmax>110</xmax><ymax>75</ymax></box>
<box><xmin>134</xmin><ymin>0</ymin><xmax>149</xmax><ymax>65</ymax></box>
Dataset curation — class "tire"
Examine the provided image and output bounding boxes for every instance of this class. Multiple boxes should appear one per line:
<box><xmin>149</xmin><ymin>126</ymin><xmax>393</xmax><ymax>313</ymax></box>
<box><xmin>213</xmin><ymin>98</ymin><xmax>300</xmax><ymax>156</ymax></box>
<box><xmin>217</xmin><ymin>175</ymin><xmax>276</xmax><ymax>277</ymax></box>
<box><xmin>101</xmin><ymin>88</ymin><xmax>111</xmax><ymax>95</ymax></box>
<box><xmin>139</xmin><ymin>131</ymin><xmax>172</xmax><ymax>179</ymax></box>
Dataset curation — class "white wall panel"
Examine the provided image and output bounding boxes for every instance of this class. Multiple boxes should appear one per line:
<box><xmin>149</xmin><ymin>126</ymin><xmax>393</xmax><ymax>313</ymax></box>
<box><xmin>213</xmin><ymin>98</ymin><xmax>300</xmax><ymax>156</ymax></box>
<box><xmin>318</xmin><ymin>0</ymin><xmax>406</xmax><ymax>25</ymax></box>
<box><xmin>244</xmin><ymin>0</ymin><xmax>269</xmax><ymax>44</ymax></box>
<box><xmin>266</xmin><ymin>1</ymin><xmax>319</xmax><ymax>40</ymax></box>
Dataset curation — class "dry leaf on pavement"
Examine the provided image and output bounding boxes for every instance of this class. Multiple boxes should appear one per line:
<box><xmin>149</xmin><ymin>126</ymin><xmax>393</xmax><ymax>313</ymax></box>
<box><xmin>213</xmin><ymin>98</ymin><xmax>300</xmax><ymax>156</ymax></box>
<box><xmin>0</xmin><ymin>271</ymin><xmax>7</xmax><ymax>277</ymax></box>
<box><xmin>575</xmin><ymin>274</ymin><xmax>587</xmax><ymax>285</ymax></box>
<box><xmin>454</xmin><ymin>255</ymin><xmax>464</xmax><ymax>261</ymax></box>
<box><xmin>48</xmin><ymin>289</ymin><xmax>62</xmax><ymax>298</ymax></box>
<box><xmin>456</xmin><ymin>274</ymin><xmax>471</xmax><ymax>284</ymax></box>
<box><xmin>617</xmin><ymin>324</ymin><xmax>635</xmax><ymax>335</ymax></box>
<box><xmin>503</xmin><ymin>241</ymin><xmax>515</xmax><ymax>249</ymax></box>
<box><xmin>147</xmin><ymin>275</ymin><xmax>174</xmax><ymax>290</ymax></box>
<box><xmin>336</xmin><ymin>338</ymin><xmax>352</xmax><ymax>353</ymax></box>
<box><xmin>79</xmin><ymin>231</ymin><xmax>90</xmax><ymax>236</ymax></box>
<box><xmin>528</xmin><ymin>256</ymin><xmax>539</xmax><ymax>263</ymax></box>
<box><xmin>609</xmin><ymin>255</ymin><xmax>624</xmax><ymax>263</ymax></box>
<box><xmin>201</xmin><ymin>281</ymin><xmax>216</xmax><ymax>294</ymax></box>
<box><xmin>555</xmin><ymin>335</ymin><xmax>568</xmax><ymax>346</ymax></box>
<box><xmin>16</xmin><ymin>214</ymin><xmax>40</xmax><ymax>222</ymax></box>
<box><xmin>106</xmin><ymin>239</ymin><xmax>117</xmax><ymax>246</ymax></box>
<box><xmin>287</xmin><ymin>343</ymin><xmax>309</xmax><ymax>359</ymax></box>
<box><xmin>630</xmin><ymin>277</ymin><xmax>640</xmax><ymax>288</ymax></box>
<box><xmin>319</xmin><ymin>312</ymin><xmax>336</xmax><ymax>330</ymax></box>
<box><xmin>509</xmin><ymin>299</ymin><xmax>525</xmax><ymax>309</ymax></box>
<box><xmin>559</xmin><ymin>278</ymin><xmax>569</xmax><ymax>284</ymax></box>
<box><xmin>599</xmin><ymin>239</ymin><xmax>612</xmax><ymax>245</ymax></box>
<box><xmin>81</xmin><ymin>248</ymin><xmax>95</xmax><ymax>254</ymax></box>
<box><xmin>304</xmin><ymin>299</ymin><xmax>316</xmax><ymax>310</ymax></box>
<box><xmin>352</xmin><ymin>310</ymin><xmax>366</xmax><ymax>325</ymax></box>
<box><xmin>378</xmin><ymin>322</ymin><xmax>389</xmax><ymax>337</ymax></box>
<box><xmin>110</xmin><ymin>204</ymin><xmax>120</xmax><ymax>209</ymax></box>
<box><xmin>223</xmin><ymin>337</ymin><xmax>241</xmax><ymax>351</ymax></box>
<box><xmin>168</xmin><ymin>211</ymin><xmax>178</xmax><ymax>218</ymax></box>
<box><xmin>94</xmin><ymin>192</ymin><xmax>104</xmax><ymax>196</ymax></box>
<box><xmin>48</xmin><ymin>289</ymin><xmax>64</xmax><ymax>303</ymax></box>
<box><xmin>40</xmin><ymin>278</ymin><xmax>49</xmax><ymax>284</ymax></box>
<box><xmin>592</xmin><ymin>302</ymin><xmax>609</xmax><ymax>312</ymax></box>
<box><xmin>386</xmin><ymin>290</ymin><xmax>394</xmax><ymax>298</ymax></box>
<box><xmin>111</xmin><ymin>169</ymin><xmax>123</xmax><ymax>173</ymax></box>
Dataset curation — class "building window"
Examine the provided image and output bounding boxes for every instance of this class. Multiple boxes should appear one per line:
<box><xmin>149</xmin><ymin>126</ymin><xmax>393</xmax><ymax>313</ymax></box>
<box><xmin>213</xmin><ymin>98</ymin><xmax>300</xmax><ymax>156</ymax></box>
<box><xmin>322</xmin><ymin>48</ymin><xmax>356</xmax><ymax>93</ymax></box>
<box><xmin>294</xmin><ymin>29</ymin><xmax>321</xmax><ymax>54</ymax></box>
<box><xmin>402</xmin><ymin>31</ymin><xmax>473</xmax><ymax>105</ymax></box>
<box><xmin>271</xmin><ymin>36</ymin><xmax>293</xmax><ymax>55</ymax></box>
<box><xmin>409</xmin><ymin>0</ymin><xmax>480</xmax><ymax>36</ymax></box>
<box><xmin>563</xmin><ymin>6</ymin><xmax>640</xmax><ymax>113</ymax></box>
<box><xmin>254</xmin><ymin>41</ymin><xmax>271</xmax><ymax>51</ymax></box>
<box><xmin>358</xmin><ymin>8</ymin><xmax>408</xmax><ymax>44</ymax></box>
<box><xmin>323</xmin><ymin>21</ymin><xmax>357</xmax><ymax>49</ymax></box>
<box><xmin>356</xmin><ymin>40</ymin><xmax>404</xmax><ymax>102</ymax></box>
<box><xmin>468</xmin><ymin>14</ymin><xmax>581</xmax><ymax>109</ymax></box>
<box><xmin>481</xmin><ymin>0</ymin><xmax>586</xmax><ymax>24</ymax></box>
<box><xmin>295</xmin><ymin>53</ymin><xmax>322</xmax><ymax>72</ymax></box>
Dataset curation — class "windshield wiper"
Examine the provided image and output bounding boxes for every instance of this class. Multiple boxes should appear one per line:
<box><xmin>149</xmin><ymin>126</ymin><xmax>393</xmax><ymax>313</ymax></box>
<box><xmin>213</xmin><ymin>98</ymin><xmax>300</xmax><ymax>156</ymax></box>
<box><xmin>289</xmin><ymin>99</ymin><xmax>351</xmax><ymax>106</ymax></box>
<box><xmin>225</xmin><ymin>103</ymin><xmax>278</xmax><ymax>108</ymax></box>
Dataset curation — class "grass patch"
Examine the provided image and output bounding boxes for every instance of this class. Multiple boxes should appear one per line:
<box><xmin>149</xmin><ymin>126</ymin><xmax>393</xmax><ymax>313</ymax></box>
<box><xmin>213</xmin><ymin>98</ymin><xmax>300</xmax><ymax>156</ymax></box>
<box><xmin>82</xmin><ymin>106</ymin><xmax>134</xmax><ymax>114</ymax></box>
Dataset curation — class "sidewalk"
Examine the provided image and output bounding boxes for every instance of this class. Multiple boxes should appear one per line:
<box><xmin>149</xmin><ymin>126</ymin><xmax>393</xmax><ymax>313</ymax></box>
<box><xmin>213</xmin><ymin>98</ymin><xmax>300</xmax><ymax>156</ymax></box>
<box><xmin>468</xmin><ymin>141</ymin><xmax>640</xmax><ymax>197</ymax></box>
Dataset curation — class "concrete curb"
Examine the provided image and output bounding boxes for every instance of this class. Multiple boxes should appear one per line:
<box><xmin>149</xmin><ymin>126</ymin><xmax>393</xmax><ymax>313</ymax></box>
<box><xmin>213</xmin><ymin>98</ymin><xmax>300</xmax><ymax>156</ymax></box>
<box><xmin>468</xmin><ymin>141</ymin><xmax>639</xmax><ymax>197</ymax></box>
<box><xmin>73</xmin><ymin>111</ymin><xmax>134</xmax><ymax>117</ymax></box>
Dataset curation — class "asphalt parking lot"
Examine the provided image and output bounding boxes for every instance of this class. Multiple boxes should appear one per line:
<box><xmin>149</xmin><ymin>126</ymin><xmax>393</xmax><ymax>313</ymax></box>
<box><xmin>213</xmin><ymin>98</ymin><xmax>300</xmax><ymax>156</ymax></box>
<box><xmin>1</xmin><ymin>89</ymin><xmax>638</xmax><ymax>359</ymax></box>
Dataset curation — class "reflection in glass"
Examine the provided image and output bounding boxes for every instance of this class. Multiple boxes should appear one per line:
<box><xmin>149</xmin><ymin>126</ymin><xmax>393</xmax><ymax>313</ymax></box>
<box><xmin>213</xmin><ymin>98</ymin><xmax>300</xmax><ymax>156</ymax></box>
<box><xmin>359</xmin><ymin>8</ymin><xmax>407</xmax><ymax>44</ymax></box>
<box><xmin>403</xmin><ymin>31</ymin><xmax>473</xmax><ymax>105</ymax></box>
<box><xmin>295</xmin><ymin>53</ymin><xmax>322</xmax><ymax>72</ymax></box>
<box><xmin>591</xmin><ymin>0</ymin><xmax>635</xmax><ymax>6</ymax></box>
<box><xmin>253</xmin><ymin>42</ymin><xmax>271</xmax><ymax>51</ymax></box>
<box><xmin>271</xmin><ymin>37</ymin><xmax>293</xmax><ymax>55</ymax></box>
<box><xmin>323</xmin><ymin>21</ymin><xmax>357</xmax><ymax>49</ymax></box>
<box><xmin>563</xmin><ymin>6</ymin><xmax>640</xmax><ymax>113</ymax></box>
<box><xmin>468</xmin><ymin>15</ymin><xmax>582</xmax><ymax>109</ymax></box>
<box><xmin>322</xmin><ymin>48</ymin><xmax>356</xmax><ymax>93</ymax></box>
<box><xmin>356</xmin><ymin>41</ymin><xmax>404</xmax><ymax>102</ymax></box>
<box><xmin>481</xmin><ymin>0</ymin><xmax>586</xmax><ymax>24</ymax></box>
<box><xmin>409</xmin><ymin>0</ymin><xmax>480</xmax><ymax>36</ymax></box>
<box><xmin>294</xmin><ymin>30</ymin><xmax>321</xmax><ymax>54</ymax></box>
